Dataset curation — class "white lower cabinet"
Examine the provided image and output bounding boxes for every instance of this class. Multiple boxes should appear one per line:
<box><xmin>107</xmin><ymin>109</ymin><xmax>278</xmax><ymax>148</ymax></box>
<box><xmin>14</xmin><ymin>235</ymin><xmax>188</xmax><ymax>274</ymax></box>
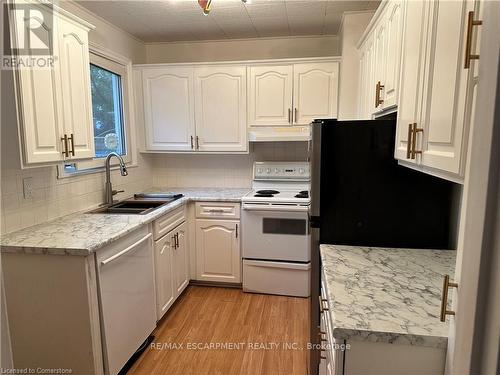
<box><xmin>153</xmin><ymin>208</ymin><xmax>189</xmax><ymax>320</ymax></box>
<box><xmin>195</xmin><ymin>202</ymin><xmax>241</xmax><ymax>283</ymax></box>
<box><xmin>154</xmin><ymin>228</ymin><xmax>176</xmax><ymax>319</ymax></box>
<box><xmin>172</xmin><ymin>221</ymin><xmax>189</xmax><ymax>295</ymax></box>
<box><xmin>195</xmin><ymin>220</ymin><xmax>241</xmax><ymax>283</ymax></box>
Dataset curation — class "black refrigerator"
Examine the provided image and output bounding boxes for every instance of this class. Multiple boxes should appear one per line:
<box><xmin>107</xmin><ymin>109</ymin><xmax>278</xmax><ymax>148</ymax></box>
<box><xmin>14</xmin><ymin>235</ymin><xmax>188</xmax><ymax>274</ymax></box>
<box><xmin>308</xmin><ymin>119</ymin><xmax>455</xmax><ymax>374</ymax></box>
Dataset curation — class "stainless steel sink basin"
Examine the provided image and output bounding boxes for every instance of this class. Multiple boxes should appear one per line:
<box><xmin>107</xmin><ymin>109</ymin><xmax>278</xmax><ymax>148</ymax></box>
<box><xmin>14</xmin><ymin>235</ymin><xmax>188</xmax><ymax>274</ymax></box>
<box><xmin>88</xmin><ymin>194</ymin><xmax>183</xmax><ymax>215</ymax></box>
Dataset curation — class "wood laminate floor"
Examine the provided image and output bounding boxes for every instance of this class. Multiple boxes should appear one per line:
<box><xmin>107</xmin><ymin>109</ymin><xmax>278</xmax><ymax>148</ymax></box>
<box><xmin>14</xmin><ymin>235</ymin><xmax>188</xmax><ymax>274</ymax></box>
<box><xmin>128</xmin><ymin>286</ymin><xmax>310</xmax><ymax>375</ymax></box>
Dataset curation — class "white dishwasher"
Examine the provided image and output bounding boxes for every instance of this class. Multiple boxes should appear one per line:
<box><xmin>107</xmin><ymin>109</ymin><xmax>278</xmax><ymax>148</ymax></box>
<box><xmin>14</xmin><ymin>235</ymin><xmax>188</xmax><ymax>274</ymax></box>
<box><xmin>96</xmin><ymin>226</ymin><xmax>156</xmax><ymax>375</ymax></box>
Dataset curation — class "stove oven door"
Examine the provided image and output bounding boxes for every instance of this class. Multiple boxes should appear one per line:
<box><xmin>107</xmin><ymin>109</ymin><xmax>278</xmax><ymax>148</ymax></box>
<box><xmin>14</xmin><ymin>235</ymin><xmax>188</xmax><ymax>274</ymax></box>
<box><xmin>241</xmin><ymin>204</ymin><xmax>310</xmax><ymax>262</ymax></box>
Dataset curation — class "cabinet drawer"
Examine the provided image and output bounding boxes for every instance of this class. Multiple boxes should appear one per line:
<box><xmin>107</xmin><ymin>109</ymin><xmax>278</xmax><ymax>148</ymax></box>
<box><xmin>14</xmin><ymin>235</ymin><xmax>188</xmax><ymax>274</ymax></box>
<box><xmin>195</xmin><ymin>202</ymin><xmax>240</xmax><ymax>220</ymax></box>
<box><xmin>153</xmin><ymin>205</ymin><xmax>186</xmax><ymax>240</ymax></box>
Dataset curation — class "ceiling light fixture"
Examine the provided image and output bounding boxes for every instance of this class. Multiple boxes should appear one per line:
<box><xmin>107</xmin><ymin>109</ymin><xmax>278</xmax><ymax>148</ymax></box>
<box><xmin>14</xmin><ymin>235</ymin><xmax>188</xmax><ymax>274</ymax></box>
<box><xmin>198</xmin><ymin>0</ymin><xmax>212</xmax><ymax>15</ymax></box>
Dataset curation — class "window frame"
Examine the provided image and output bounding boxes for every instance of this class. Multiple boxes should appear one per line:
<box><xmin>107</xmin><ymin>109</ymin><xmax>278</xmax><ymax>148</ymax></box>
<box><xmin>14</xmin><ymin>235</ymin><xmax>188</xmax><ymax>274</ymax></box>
<box><xmin>57</xmin><ymin>43</ymin><xmax>137</xmax><ymax>178</ymax></box>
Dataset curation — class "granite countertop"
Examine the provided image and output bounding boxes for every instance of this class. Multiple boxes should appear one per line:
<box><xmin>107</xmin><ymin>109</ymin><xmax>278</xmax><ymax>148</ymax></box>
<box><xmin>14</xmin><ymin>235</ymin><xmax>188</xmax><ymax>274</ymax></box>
<box><xmin>320</xmin><ymin>244</ymin><xmax>456</xmax><ymax>349</ymax></box>
<box><xmin>0</xmin><ymin>187</ymin><xmax>249</xmax><ymax>256</ymax></box>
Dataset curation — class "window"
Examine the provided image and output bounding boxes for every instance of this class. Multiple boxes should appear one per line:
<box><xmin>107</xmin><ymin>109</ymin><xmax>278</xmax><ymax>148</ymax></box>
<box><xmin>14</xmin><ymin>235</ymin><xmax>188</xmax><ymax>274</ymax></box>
<box><xmin>59</xmin><ymin>47</ymin><xmax>134</xmax><ymax>177</ymax></box>
<box><xmin>90</xmin><ymin>64</ymin><xmax>126</xmax><ymax>158</ymax></box>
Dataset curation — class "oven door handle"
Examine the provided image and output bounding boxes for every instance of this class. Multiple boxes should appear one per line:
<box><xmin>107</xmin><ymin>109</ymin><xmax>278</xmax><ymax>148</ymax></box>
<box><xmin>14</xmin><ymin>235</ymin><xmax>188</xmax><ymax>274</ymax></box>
<box><xmin>242</xmin><ymin>204</ymin><xmax>309</xmax><ymax>212</ymax></box>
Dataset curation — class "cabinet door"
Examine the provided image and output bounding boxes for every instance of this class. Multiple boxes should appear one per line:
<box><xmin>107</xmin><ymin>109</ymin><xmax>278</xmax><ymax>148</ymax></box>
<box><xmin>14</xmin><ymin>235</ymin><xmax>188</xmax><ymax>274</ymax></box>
<box><xmin>394</xmin><ymin>0</ymin><xmax>428</xmax><ymax>163</ymax></box>
<box><xmin>358</xmin><ymin>47</ymin><xmax>370</xmax><ymax>120</ymax></box>
<box><xmin>58</xmin><ymin>16</ymin><xmax>95</xmax><ymax>159</ymax></box>
<box><xmin>10</xmin><ymin>4</ymin><xmax>65</xmax><ymax>164</ymax></box>
<box><xmin>195</xmin><ymin>220</ymin><xmax>241</xmax><ymax>283</ymax></box>
<box><xmin>359</xmin><ymin>36</ymin><xmax>376</xmax><ymax>119</ymax></box>
<box><xmin>419</xmin><ymin>0</ymin><xmax>473</xmax><ymax>175</ymax></box>
<box><xmin>248</xmin><ymin>65</ymin><xmax>293</xmax><ymax>126</ymax></box>
<box><xmin>293</xmin><ymin>62</ymin><xmax>339</xmax><ymax>125</ymax></box>
<box><xmin>142</xmin><ymin>67</ymin><xmax>195</xmax><ymax>151</ymax></box>
<box><xmin>173</xmin><ymin>222</ymin><xmax>189</xmax><ymax>297</ymax></box>
<box><xmin>382</xmin><ymin>0</ymin><xmax>403</xmax><ymax>109</ymax></box>
<box><xmin>194</xmin><ymin>66</ymin><xmax>247</xmax><ymax>152</ymax></box>
<box><xmin>374</xmin><ymin>19</ymin><xmax>388</xmax><ymax>112</ymax></box>
<box><xmin>154</xmin><ymin>230</ymin><xmax>175</xmax><ymax>320</ymax></box>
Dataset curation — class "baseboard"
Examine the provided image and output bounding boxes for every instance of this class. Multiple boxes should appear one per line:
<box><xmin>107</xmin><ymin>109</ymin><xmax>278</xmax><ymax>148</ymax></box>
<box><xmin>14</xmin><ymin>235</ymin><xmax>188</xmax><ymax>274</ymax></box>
<box><xmin>189</xmin><ymin>280</ymin><xmax>243</xmax><ymax>289</ymax></box>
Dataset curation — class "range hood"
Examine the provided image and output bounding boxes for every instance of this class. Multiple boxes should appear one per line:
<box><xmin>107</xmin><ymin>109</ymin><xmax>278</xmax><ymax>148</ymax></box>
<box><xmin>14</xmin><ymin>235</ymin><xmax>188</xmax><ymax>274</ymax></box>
<box><xmin>248</xmin><ymin>126</ymin><xmax>311</xmax><ymax>142</ymax></box>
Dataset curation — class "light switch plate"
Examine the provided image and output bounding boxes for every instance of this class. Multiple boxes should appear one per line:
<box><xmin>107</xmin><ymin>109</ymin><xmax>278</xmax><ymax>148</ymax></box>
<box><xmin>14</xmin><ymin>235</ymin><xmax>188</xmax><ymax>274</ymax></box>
<box><xmin>23</xmin><ymin>177</ymin><xmax>33</xmax><ymax>199</ymax></box>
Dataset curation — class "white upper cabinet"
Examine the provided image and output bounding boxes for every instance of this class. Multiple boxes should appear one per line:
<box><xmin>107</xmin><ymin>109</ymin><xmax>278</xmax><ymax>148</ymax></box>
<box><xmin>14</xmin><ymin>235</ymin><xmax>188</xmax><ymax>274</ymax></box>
<box><xmin>358</xmin><ymin>35</ymin><xmax>376</xmax><ymax>120</ymax></box>
<box><xmin>9</xmin><ymin>2</ymin><xmax>95</xmax><ymax>165</ymax></box>
<box><xmin>358</xmin><ymin>0</ymin><xmax>403</xmax><ymax>117</ymax></box>
<box><xmin>293</xmin><ymin>62</ymin><xmax>339</xmax><ymax>125</ymax></box>
<box><xmin>194</xmin><ymin>66</ymin><xmax>247</xmax><ymax>152</ymax></box>
<box><xmin>58</xmin><ymin>16</ymin><xmax>95</xmax><ymax>159</ymax></box>
<box><xmin>142</xmin><ymin>67</ymin><xmax>195</xmax><ymax>151</ymax></box>
<box><xmin>248</xmin><ymin>63</ymin><xmax>339</xmax><ymax>126</ymax></box>
<box><xmin>382</xmin><ymin>0</ymin><xmax>403</xmax><ymax>108</ymax></box>
<box><xmin>394</xmin><ymin>0</ymin><xmax>427</xmax><ymax>163</ymax></box>
<box><xmin>248</xmin><ymin>65</ymin><xmax>293</xmax><ymax>126</ymax></box>
<box><xmin>419</xmin><ymin>0</ymin><xmax>473</xmax><ymax>175</ymax></box>
<box><xmin>11</xmin><ymin>4</ymin><xmax>64</xmax><ymax>164</ymax></box>
<box><xmin>137</xmin><ymin>58</ymin><xmax>339</xmax><ymax>151</ymax></box>
<box><xmin>395</xmin><ymin>0</ymin><xmax>478</xmax><ymax>180</ymax></box>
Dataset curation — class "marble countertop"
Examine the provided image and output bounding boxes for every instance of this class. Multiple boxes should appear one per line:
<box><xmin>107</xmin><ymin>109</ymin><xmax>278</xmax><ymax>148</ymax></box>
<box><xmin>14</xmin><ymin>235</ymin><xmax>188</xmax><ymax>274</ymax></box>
<box><xmin>0</xmin><ymin>187</ymin><xmax>249</xmax><ymax>256</ymax></box>
<box><xmin>320</xmin><ymin>244</ymin><xmax>456</xmax><ymax>348</ymax></box>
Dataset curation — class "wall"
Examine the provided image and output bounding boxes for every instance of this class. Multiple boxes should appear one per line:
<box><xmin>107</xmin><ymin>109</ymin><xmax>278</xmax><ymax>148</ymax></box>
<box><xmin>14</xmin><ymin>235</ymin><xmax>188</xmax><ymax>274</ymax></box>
<box><xmin>0</xmin><ymin>2</ymin><xmax>150</xmax><ymax>234</ymax></box>
<box><xmin>151</xmin><ymin>142</ymin><xmax>308</xmax><ymax>188</ymax></box>
<box><xmin>337</xmin><ymin>11</ymin><xmax>374</xmax><ymax>120</ymax></box>
<box><xmin>146</xmin><ymin>35</ymin><xmax>339</xmax><ymax>63</ymax></box>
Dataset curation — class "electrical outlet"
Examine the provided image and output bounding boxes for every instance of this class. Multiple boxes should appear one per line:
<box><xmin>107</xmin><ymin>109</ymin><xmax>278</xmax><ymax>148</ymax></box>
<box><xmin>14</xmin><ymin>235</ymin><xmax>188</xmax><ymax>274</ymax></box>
<box><xmin>23</xmin><ymin>177</ymin><xmax>33</xmax><ymax>200</ymax></box>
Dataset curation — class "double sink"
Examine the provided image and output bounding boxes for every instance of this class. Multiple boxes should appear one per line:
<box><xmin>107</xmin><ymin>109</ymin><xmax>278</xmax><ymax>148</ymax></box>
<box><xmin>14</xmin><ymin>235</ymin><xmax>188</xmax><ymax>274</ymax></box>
<box><xmin>89</xmin><ymin>193</ymin><xmax>184</xmax><ymax>215</ymax></box>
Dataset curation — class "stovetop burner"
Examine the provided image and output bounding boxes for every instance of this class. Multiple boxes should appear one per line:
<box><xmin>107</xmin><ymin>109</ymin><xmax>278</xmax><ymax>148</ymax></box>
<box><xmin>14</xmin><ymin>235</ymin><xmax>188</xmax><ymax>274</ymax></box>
<box><xmin>256</xmin><ymin>190</ymin><xmax>280</xmax><ymax>195</ymax></box>
<box><xmin>254</xmin><ymin>193</ymin><xmax>274</xmax><ymax>197</ymax></box>
<box><xmin>295</xmin><ymin>191</ymin><xmax>309</xmax><ymax>198</ymax></box>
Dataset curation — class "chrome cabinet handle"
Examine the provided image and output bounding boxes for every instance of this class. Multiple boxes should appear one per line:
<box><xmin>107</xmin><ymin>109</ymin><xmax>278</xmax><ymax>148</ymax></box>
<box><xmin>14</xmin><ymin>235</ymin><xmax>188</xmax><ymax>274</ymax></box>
<box><xmin>196</xmin><ymin>136</ymin><xmax>200</xmax><ymax>150</ymax></box>
<box><xmin>288</xmin><ymin>108</ymin><xmax>291</xmax><ymax>123</ymax></box>
<box><xmin>294</xmin><ymin>108</ymin><xmax>298</xmax><ymax>123</ymax></box>
<box><xmin>207</xmin><ymin>209</ymin><xmax>225</xmax><ymax>213</ymax></box>
<box><xmin>236</xmin><ymin>224</ymin><xmax>238</xmax><ymax>238</ymax></box>
<box><xmin>190</xmin><ymin>135</ymin><xmax>194</xmax><ymax>150</ymax></box>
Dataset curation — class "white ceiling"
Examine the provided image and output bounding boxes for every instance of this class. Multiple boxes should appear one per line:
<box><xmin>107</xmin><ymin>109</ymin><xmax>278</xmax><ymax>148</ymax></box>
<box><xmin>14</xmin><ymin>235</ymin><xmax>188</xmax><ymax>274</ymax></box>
<box><xmin>76</xmin><ymin>0</ymin><xmax>379</xmax><ymax>43</ymax></box>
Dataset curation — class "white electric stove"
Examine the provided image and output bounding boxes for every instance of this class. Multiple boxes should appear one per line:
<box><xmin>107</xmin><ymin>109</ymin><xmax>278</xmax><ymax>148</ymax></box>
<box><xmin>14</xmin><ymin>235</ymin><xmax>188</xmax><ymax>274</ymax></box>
<box><xmin>241</xmin><ymin>162</ymin><xmax>311</xmax><ymax>297</ymax></box>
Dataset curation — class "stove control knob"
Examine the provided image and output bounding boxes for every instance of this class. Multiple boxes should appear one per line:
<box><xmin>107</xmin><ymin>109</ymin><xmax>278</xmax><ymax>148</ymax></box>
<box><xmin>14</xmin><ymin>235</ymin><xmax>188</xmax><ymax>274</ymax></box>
<box><xmin>257</xmin><ymin>168</ymin><xmax>263</xmax><ymax>174</ymax></box>
<box><xmin>266</xmin><ymin>168</ymin><xmax>271</xmax><ymax>174</ymax></box>
<box><xmin>275</xmin><ymin>168</ymin><xmax>280</xmax><ymax>174</ymax></box>
<box><xmin>299</xmin><ymin>168</ymin><xmax>305</xmax><ymax>174</ymax></box>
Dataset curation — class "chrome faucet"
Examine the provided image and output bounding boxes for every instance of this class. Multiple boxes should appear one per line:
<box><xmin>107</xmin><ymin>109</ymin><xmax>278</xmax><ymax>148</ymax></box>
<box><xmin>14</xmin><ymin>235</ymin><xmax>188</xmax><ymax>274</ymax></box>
<box><xmin>104</xmin><ymin>152</ymin><xmax>128</xmax><ymax>205</ymax></box>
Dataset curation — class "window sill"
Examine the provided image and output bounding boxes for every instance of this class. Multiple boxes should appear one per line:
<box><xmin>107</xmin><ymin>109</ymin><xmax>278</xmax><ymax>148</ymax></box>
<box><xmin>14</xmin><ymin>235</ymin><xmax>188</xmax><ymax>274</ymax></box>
<box><xmin>57</xmin><ymin>162</ymin><xmax>138</xmax><ymax>179</ymax></box>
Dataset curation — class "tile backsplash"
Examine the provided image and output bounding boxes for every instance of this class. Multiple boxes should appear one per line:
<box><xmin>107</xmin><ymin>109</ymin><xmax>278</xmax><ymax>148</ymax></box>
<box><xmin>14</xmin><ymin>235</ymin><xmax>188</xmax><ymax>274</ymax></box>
<box><xmin>0</xmin><ymin>155</ymin><xmax>153</xmax><ymax>234</ymax></box>
<box><xmin>151</xmin><ymin>142</ymin><xmax>308</xmax><ymax>188</ymax></box>
<box><xmin>0</xmin><ymin>143</ymin><xmax>307</xmax><ymax>234</ymax></box>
